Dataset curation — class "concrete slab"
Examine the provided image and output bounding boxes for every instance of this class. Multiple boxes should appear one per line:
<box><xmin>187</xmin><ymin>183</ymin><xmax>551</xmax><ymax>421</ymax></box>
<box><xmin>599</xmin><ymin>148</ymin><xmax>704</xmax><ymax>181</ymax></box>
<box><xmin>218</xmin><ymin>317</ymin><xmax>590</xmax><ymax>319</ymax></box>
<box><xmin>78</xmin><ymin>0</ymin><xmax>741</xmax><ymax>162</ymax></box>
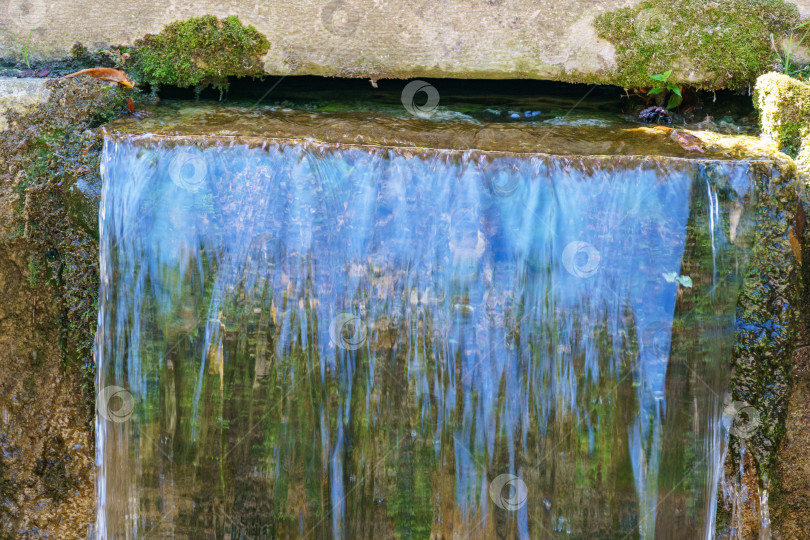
<box><xmin>1</xmin><ymin>1</ymin><xmax>809</xmax><ymax>85</ymax></box>
<box><xmin>0</xmin><ymin>77</ymin><xmax>49</xmax><ymax>130</ymax></box>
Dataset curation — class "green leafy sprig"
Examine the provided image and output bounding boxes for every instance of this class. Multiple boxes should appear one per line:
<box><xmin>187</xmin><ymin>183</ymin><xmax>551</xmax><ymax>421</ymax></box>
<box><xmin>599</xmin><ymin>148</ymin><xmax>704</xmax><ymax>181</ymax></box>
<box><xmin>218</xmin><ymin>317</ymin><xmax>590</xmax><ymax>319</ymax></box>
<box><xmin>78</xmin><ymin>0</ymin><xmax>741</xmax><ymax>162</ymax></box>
<box><xmin>648</xmin><ymin>70</ymin><xmax>683</xmax><ymax>110</ymax></box>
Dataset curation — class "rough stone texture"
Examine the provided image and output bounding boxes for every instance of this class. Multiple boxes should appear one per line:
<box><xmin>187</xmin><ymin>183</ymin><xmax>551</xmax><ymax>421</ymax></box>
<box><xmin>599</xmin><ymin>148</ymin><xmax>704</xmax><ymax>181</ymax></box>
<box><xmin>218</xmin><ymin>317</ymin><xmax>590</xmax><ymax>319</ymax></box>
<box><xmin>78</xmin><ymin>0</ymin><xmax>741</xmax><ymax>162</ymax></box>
<box><xmin>769</xmin><ymin>198</ymin><xmax>810</xmax><ymax>539</ymax></box>
<box><xmin>0</xmin><ymin>78</ymin><xmax>49</xmax><ymax>130</ymax></box>
<box><xmin>0</xmin><ymin>77</ymin><xmax>126</xmax><ymax>539</ymax></box>
<box><xmin>0</xmin><ymin>167</ymin><xmax>95</xmax><ymax>539</ymax></box>
<box><xmin>2</xmin><ymin>0</ymin><xmax>810</xmax><ymax>84</ymax></box>
<box><xmin>0</xmin><ymin>264</ymin><xmax>94</xmax><ymax>538</ymax></box>
<box><xmin>771</xmin><ymin>345</ymin><xmax>810</xmax><ymax>539</ymax></box>
<box><xmin>714</xmin><ymin>72</ymin><xmax>810</xmax><ymax>539</ymax></box>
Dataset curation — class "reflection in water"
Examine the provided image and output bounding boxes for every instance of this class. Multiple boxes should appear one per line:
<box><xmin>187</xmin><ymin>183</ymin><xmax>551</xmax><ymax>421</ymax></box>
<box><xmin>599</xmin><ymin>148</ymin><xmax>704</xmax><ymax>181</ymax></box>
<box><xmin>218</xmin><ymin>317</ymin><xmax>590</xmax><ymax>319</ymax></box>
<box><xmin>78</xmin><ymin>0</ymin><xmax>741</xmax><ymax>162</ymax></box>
<box><xmin>97</xmin><ymin>138</ymin><xmax>758</xmax><ymax>539</ymax></box>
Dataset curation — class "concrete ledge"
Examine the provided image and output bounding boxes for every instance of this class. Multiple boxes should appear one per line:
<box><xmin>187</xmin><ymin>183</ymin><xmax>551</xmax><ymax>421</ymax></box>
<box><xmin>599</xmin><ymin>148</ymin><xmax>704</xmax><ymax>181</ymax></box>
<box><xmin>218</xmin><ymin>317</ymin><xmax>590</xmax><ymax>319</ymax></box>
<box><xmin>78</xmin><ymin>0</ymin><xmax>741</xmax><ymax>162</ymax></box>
<box><xmin>1</xmin><ymin>0</ymin><xmax>808</xmax><ymax>85</ymax></box>
<box><xmin>0</xmin><ymin>77</ymin><xmax>49</xmax><ymax>130</ymax></box>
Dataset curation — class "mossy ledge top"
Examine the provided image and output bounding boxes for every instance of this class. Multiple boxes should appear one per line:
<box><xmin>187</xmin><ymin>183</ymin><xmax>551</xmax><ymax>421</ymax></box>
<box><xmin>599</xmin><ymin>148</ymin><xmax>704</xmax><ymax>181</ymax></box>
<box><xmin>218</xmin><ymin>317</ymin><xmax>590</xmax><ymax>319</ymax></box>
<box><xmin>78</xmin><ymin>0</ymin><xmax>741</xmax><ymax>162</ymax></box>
<box><xmin>595</xmin><ymin>0</ymin><xmax>800</xmax><ymax>90</ymax></box>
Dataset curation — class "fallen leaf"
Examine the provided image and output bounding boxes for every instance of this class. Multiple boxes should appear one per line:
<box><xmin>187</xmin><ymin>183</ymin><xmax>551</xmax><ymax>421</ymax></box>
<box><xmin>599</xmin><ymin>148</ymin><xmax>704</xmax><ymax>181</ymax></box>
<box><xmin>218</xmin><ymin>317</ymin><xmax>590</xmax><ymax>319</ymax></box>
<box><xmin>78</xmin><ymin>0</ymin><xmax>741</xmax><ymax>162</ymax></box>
<box><xmin>671</xmin><ymin>130</ymin><xmax>705</xmax><ymax>152</ymax></box>
<box><xmin>63</xmin><ymin>67</ymin><xmax>134</xmax><ymax>88</ymax></box>
<box><xmin>788</xmin><ymin>229</ymin><xmax>802</xmax><ymax>263</ymax></box>
<box><xmin>127</xmin><ymin>97</ymin><xmax>135</xmax><ymax>114</ymax></box>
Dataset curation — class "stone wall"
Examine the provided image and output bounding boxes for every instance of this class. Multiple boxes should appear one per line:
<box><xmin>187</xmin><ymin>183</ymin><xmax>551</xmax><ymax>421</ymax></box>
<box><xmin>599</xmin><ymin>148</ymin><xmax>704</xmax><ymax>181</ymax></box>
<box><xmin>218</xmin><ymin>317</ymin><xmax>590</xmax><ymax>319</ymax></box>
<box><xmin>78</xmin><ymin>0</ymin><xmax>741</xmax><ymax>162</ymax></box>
<box><xmin>0</xmin><ymin>78</ymin><xmax>127</xmax><ymax>539</ymax></box>
<box><xmin>1</xmin><ymin>0</ymin><xmax>810</xmax><ymax>86</ymax></box>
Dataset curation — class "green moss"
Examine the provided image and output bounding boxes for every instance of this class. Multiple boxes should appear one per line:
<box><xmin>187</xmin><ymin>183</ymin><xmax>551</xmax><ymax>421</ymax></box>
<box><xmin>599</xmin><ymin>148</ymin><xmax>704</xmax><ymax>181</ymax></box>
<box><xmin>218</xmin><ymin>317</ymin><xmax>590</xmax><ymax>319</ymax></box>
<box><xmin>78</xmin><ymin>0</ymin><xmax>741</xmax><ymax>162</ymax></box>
<box><xmin>130</xmin><ymin>15</ymin><xmax>270</xmax><ymax>93</ymax></box>
<box><xmin>28</xmin><ymin>254</ymin><xmax>40</xmax><ymax>288</ymax></box>
<box><xmin>594</xmin><ymin>0</ymin><xmax>799</xmax><ymax>90</ymax></box>
<box><xmin>754</xmin><ymin>72</ymin><xmax>810</xmax><ymax>158</ymax></box>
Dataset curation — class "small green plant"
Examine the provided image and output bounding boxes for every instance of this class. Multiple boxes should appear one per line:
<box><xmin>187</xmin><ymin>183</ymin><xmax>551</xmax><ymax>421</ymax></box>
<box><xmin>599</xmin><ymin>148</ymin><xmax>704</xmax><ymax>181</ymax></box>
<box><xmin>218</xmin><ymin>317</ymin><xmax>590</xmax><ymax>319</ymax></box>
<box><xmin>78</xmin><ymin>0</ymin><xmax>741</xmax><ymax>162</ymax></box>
<box><xmin>10</xmin><ymin>29</ymin><xmax>34</xmax><ymax>69</ymax></box>
<box><xmin>648</xmin><ymin>70</ymin><xmax>683</xmax><ymax>109</ymax></box>
<box><xmin>775</xmin><ymin>19</ymin><xmax>810</xmax><ymax>78</ymax></box>
<box><xmin>23</xmin><ymin>29</ymin><xmax>33</xmax><ymax>69</ymax></box>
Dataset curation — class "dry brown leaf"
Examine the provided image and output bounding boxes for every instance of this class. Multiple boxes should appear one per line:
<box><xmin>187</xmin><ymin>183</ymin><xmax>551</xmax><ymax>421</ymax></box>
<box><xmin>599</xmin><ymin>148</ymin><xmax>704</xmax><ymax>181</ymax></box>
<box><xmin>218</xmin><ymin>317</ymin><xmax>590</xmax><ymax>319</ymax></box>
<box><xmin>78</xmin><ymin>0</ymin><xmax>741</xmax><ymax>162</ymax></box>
<box><xmin>789</xmin><ymin>229</ymin><xmax>802</xmax><ymax>263</ymax></box>
<box><xmin>670</xmin><ymin>130</ymin><xmax>705</xmax><ymax>153</ymax></box>
<box><xmin>63</xmin><ymin>67</ymin><xmax>134</xmax><ymax>88</ymax></box>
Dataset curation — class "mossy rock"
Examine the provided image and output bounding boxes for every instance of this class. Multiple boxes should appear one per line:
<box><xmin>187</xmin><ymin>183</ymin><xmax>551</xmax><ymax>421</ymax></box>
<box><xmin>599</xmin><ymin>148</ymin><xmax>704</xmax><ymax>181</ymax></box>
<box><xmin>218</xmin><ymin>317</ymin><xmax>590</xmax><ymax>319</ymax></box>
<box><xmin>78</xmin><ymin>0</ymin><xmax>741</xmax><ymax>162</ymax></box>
<box><xmin>130</xmin><ymin>15</ymin><xmax>270</xmax><ymax>93</ymax></box>
<box><xmin>1</xmin><ymin>77</ymin><xmax>128</xmax><ymax>413</ymax></box>
<box><xmin>0</xmin><ymin>76</ymin><xmax>126</xmax><ymax>536</ymax></box>
<box><xmin>754</xmin><ymin>72</ymin><xmax>810</xmax><ymax>160</ymax></box>
<box><xmin>595</xmin><ymin>0</ymin><xmax>799</xmax><ymax>90</ymax></box>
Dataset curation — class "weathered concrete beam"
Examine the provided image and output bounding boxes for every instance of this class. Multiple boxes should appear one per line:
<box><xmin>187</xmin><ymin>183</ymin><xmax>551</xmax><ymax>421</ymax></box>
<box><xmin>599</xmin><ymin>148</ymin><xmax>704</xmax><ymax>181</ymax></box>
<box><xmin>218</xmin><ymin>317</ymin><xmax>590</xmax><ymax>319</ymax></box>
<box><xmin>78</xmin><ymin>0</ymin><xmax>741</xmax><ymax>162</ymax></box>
<box><xmin>1</xmin><ymin>0</ymin><xmax>809</xmax><ymax>86</ymax></box>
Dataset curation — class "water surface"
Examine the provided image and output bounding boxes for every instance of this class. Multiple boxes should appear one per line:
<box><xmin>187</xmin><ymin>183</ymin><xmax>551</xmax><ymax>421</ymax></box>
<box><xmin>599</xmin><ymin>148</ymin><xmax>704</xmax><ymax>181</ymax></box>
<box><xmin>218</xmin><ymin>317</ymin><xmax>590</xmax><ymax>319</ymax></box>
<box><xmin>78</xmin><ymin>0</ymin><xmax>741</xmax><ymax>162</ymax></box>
<box><xmin>97</xmin><ymin>134</ymin><xmax>762</xmax><ymax>539</ymax></box>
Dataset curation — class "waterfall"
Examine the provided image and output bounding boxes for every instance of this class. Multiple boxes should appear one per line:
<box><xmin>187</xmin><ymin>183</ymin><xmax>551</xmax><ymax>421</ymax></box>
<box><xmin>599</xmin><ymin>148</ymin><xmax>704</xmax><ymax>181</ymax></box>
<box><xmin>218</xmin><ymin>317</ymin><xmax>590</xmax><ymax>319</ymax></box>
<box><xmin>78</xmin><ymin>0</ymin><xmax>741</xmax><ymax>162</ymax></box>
<box><xmin>96</xmin><ymin>135</ymin><xmax>758</xmax><ymax>539</ymax></box>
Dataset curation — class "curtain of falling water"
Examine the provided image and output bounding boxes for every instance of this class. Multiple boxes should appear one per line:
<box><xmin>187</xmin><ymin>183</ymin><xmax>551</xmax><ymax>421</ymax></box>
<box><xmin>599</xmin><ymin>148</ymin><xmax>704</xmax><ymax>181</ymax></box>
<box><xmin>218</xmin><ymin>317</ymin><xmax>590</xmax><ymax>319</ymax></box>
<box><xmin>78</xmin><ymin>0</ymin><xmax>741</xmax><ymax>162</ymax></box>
<box><xmin>96</xmin><ymin>137</ymin><xmax>758</xmax><ymax>539</ymax></box>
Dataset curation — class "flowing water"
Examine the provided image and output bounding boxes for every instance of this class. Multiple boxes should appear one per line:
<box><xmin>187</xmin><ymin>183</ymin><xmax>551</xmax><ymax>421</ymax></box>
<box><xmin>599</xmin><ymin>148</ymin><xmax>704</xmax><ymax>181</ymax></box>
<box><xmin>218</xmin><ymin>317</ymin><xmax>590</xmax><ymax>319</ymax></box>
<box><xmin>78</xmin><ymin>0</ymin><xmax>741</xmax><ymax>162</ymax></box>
<box><xmin>96</xmin><ymin>131</ymin><xmax>766</xmax><ymax>538</ymax></box>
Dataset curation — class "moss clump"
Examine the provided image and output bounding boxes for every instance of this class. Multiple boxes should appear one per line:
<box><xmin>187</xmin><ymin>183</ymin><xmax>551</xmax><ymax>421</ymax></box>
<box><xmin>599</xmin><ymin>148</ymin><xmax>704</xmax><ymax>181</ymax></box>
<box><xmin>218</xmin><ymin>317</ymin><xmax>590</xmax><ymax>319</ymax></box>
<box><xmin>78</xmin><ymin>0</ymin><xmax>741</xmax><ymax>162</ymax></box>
<box><xmin>130</xmin><ymin>15</ymin><xmax>270</xmax><ymax>93</ymax></box>
<box><xmin>754</xmin><ymin>72</ymin><xmax>810</xmax><ymax>159</ymax></box>
<box><xmin>595</xmin><ymin>0</ymin><xmax>798</xmax><ymax>90</ymax></box>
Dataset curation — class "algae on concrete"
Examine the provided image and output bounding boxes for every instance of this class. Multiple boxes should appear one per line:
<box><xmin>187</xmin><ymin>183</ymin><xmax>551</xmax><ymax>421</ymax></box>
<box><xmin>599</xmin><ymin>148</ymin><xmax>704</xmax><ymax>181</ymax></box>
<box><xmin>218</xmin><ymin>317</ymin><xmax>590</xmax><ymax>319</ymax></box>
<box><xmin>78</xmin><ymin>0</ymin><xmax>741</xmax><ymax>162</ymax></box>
<box><xmin>730</xmin><ymin>160</ymin><xmax>801</xmax><ymax>475</ymax></box>
<box><xmin>595</xmin><ymin>0</ymin><xmax>799</xmax><ymax>90</ymax></box>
